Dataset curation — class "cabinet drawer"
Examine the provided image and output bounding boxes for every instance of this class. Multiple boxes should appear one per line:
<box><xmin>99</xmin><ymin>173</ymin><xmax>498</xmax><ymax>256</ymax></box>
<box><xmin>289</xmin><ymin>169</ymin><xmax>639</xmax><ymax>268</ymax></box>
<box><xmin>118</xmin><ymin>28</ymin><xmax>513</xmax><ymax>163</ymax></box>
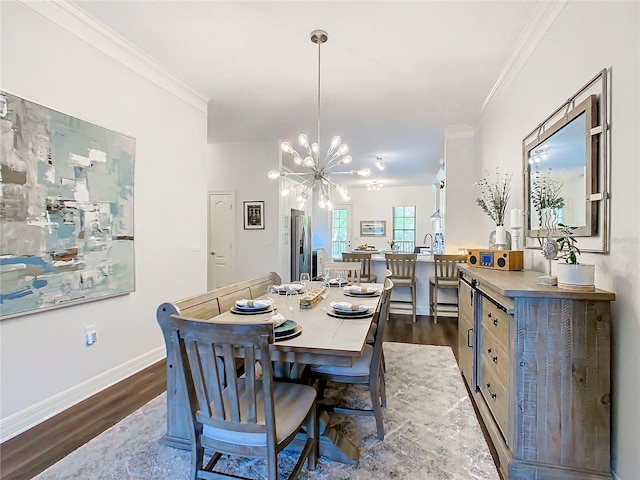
<box><xmin>482</xmin><ymin>296</ymin><xmax>509</xmax><ymax>349</ymax></box>
<box><xmin>481</xmin><ymin>327</ymin><xmax>509</xmax><ymax>387</ymax></box>
<box><xmin>480</xmin><ymin>361</ymin><xmax>509</xmax><ymax>438</ymax></box>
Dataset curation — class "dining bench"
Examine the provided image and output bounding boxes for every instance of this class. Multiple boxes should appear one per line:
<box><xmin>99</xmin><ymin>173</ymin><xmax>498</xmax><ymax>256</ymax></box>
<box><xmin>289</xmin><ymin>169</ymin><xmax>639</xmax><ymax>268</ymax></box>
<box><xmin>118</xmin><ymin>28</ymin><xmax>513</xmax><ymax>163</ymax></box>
<box><xmin>156</xmin><ymin>271</ymin><xmax>281</xmax><ymax>450</ymax></box>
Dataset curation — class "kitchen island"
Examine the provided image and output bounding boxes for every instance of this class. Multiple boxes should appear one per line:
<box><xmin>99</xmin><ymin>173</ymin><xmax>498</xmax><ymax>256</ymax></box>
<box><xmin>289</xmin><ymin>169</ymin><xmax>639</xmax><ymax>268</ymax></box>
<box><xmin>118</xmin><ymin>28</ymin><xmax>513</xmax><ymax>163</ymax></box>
<box><xmin>369</xmin><ymin>254</ymin><xmax>457</xmax><ymax>317</ymax></box>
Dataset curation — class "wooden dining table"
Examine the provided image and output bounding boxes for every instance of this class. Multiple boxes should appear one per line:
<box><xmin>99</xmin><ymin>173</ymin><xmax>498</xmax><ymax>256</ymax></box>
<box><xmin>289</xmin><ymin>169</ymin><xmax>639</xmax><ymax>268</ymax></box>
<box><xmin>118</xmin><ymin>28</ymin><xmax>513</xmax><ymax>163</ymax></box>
<box><xmin>157</xmin><ymin>281</ymin><xmax>383</xmax><ymax>465</ymax></box>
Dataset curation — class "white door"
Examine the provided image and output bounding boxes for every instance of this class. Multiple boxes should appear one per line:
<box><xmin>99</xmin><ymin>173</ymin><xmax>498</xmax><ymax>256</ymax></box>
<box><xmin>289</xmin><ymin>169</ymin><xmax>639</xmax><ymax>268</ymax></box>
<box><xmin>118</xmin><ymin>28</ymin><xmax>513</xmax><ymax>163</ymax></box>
<box><xmin>208</xmin><ymin>192</ymin><xmax>235</xmax><ymax>289</ymax></box>
<box><xmin>330</xmin><ymin>204</ymin><xmax>353</xmax><ymax>259</ymax></box>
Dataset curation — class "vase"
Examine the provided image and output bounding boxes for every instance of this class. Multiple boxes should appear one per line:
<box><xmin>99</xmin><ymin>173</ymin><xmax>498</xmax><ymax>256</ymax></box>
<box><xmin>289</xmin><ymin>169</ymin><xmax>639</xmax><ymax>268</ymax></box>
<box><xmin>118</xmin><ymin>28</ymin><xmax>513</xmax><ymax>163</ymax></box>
<box><xmin>489</xmin><ymin>226</ymin><xmax>512</xmax><ymax>250</ymax></box>
<box><xmin>557</xmin><ymin>263</ymin><xmax>595</xmax><ymax>291</ymax></box>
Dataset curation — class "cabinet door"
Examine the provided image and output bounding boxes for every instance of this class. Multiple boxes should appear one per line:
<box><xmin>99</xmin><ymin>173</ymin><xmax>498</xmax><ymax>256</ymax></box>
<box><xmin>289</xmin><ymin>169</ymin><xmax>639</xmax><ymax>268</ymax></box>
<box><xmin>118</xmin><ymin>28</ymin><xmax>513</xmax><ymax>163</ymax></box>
<box><xmin>457</xmin><ymin>279</ymin><xmax>474</xmax><ymax>383</ymax></box>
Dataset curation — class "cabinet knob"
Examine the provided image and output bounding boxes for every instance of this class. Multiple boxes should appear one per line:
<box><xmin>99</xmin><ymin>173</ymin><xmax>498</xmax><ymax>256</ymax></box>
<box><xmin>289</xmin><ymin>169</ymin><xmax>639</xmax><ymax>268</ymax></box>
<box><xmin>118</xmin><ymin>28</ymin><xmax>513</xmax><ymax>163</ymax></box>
<box><xmin>486</xmin><ymin>383</ymin><xmax>497</xmax><ymax>400</ymax></box>
<box><xmin>487</xmin><ymin>347</ymin><xmax>498</xmax><ymax>363</ymax></box>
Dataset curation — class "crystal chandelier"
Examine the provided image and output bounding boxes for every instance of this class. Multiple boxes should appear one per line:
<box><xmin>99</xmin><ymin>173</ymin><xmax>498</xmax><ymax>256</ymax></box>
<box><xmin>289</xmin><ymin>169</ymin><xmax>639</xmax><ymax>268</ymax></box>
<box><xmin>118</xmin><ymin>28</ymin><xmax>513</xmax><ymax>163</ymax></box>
<box><xmin>268</xmin><ymin>30</ymin><xmax>371</xmax><ymax>209</ymax></box>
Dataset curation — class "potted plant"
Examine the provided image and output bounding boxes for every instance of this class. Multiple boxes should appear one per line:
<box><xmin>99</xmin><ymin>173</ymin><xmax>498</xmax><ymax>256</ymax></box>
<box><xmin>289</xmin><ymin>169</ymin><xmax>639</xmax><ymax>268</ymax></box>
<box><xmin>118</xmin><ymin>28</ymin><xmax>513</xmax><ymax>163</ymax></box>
<box><xmin>555</xmin><ymin>223</ymin><xmax>595</xmax><ymax>290</ymax></box>
<box><xmin>475</xmin><ymin>168</ymin><xmax>512</xmax><ymax>248</ymax></box>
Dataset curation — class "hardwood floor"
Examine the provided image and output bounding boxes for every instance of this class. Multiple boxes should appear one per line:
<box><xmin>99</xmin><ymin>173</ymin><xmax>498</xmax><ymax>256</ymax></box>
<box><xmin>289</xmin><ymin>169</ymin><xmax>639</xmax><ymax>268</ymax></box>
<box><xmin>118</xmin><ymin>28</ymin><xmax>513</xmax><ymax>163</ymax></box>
<box><xmin>1</xmin><ymin>313</ymin><xmax>499</xmax><ymax>479</ymax></box>
<box><xmin>0</xmin><ymin>361</ymin><xmax>166</xmax><ymax>480</ymax></box>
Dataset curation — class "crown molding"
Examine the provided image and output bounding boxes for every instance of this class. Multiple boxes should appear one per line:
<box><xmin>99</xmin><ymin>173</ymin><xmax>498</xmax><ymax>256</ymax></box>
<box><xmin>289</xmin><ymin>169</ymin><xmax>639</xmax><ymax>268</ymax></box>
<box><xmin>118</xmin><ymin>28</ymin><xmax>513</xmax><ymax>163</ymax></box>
<box><xmin>475</xmin><ymin>0</ymin><xmax>568</xmax><ymax>131</ymax></box>
<box><xmin>19</xmin><ymin>0</ymin><xmax>208</xmax><ymax>113</ymax></box>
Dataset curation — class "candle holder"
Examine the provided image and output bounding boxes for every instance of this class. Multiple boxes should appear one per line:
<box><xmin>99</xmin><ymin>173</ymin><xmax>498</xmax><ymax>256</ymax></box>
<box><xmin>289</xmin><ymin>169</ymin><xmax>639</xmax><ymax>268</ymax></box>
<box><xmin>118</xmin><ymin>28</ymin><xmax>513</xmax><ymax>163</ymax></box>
<box><xmin>511</xmin><ymin>226</ymin><xmax>522</xmax><ymax>250</ymax></box>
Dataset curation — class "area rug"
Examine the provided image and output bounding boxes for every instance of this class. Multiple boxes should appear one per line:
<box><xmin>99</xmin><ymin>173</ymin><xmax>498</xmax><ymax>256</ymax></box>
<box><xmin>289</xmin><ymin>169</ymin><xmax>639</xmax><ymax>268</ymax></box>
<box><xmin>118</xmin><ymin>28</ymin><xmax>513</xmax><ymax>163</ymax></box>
<box><xmin>35</xmin><ymin>343</ymin><xmax>499</xmax><ymax>480</ymax></box>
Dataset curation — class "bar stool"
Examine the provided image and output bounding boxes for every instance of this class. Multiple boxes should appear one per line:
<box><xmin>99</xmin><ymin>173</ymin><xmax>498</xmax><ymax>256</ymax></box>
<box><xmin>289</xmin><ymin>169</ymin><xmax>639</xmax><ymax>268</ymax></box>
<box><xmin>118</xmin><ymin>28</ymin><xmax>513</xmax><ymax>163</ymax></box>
<box><xmin>429</xmin><ymin>254</ymin><xmax>466</xmax><ymax>324</ymax></box>
<box><xmin>384</xmin><ymin>253</ymin><xmax>417</xmax><ymax>322</ymax></box>
<box><xmin>342</xmin><ymin>252</ymin><xmax>377</xmax><ymax>283</ymax></box>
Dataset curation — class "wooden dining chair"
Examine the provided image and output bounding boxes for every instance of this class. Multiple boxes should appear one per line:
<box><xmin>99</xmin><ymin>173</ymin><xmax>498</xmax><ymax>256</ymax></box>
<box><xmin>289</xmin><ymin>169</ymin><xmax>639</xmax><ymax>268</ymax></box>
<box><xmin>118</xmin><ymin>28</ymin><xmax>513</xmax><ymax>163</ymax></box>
<box><xmin>324</xmin><ymin>261</ymin><xmax>361</xmax><ymax>284</ymax></box>
<box><xmin>385</xmin><ymin>253</ymin><xmax>418</xmax><ymax>322</ymax></box>
<box><xmin>171</xmin><ymin>316</ymin><xmax>318</xmax><ymax>480</ymax></box>
<box><xmin>429</xmin><ymin>254</ymin><xmax>467</xmax><ymax>324</ymax></box>
<box><xmin>309</xmin><ymin>279</ymin><xmax>393</xmax><ymax>440</ymax></box>
<box><xmin>341</xmin><ymin>252</ymin><xmax>377</xmax><ymax>283</ymax></box>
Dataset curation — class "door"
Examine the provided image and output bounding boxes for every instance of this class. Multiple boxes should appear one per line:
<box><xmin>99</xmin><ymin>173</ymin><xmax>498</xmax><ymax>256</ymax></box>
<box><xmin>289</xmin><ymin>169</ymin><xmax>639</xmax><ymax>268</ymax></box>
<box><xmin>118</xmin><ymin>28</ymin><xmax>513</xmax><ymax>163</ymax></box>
<box><xmin>330</xmin><ymin>205</ymin><xmax>352</xmax><ymax>259</ymax></box>
<box><xmin>208</xmin><ymin>193</ymin><xmax>235</xmax><ymax>289</ymax></box>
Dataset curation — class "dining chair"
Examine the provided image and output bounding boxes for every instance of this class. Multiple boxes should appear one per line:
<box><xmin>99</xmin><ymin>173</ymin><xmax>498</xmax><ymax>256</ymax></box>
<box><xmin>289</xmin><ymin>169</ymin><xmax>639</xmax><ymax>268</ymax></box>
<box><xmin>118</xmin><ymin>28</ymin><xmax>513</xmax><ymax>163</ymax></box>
<box><xmin>341</xmin><ymin>252</ymin><xmax>377</xmax><ymax>283</ymax></box>
<box><xmin>384</xmin><ymin>253</ymin><xmax>418</xmax><ymax>322</ymax></box>
<box><xmin>171</xmin><ymin>316</ymin><xmax>318</xmax><ymax>480</ymax></box>
<box><xmin>324</xmin><ymin>261</ymin><xmax>361</xmax><ymax>284</ymax></box>
<box><xmin>309</xmin><ymin>278</ymin><xmax>393</xmax><ymax>440</ymax></box>
<box><xmin>429</xmin><ymin>254</ymin><xmax>467</xmax><ymax>324</ymax></box>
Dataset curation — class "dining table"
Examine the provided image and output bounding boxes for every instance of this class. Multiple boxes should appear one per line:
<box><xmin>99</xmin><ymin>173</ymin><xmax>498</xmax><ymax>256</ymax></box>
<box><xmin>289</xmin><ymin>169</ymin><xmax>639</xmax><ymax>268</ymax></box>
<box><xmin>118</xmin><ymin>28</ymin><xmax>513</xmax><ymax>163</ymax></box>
<box><xmin>158</xmin><ymin>280</ymin><xmax>384</xmax><ymax>465</ymax></box>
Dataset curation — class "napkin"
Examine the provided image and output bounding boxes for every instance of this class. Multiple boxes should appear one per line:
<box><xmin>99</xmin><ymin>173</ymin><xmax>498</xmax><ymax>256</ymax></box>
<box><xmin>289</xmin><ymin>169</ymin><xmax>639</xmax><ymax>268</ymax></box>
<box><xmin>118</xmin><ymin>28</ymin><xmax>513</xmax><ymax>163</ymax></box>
<box><xmin>343</xmin><ymin>285</ymin><xmax>379</xmax><ymax>293</ymax></box>
<box><xmin>270</xmin><ymin>313</ymin><xmax>286</xmax><ymax>327</ymax></box>
<box><xmin>328</xmin><ymin>278</ymin><xmax>348</xmax><ymax>285</ymax></box>
<box><xmin>330</xmin><ymin>301</ymin><xmax>369</xmax><ymax>313</ymax></box>
<box><xmin>235</xmin><ymin>299</ymin><xmax>273</xmax><ymax>309</ymax></box>
<box><xmin>277</xmin><ymin>283</ymin><xmax>304</xmax><ymax>292</ymax></box>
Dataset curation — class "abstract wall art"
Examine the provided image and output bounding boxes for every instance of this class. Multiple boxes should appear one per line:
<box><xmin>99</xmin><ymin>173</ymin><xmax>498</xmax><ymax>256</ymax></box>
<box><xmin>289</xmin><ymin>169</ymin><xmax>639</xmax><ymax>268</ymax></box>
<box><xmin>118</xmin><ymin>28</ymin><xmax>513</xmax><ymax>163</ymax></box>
<box><xmin>0</xmin><ymin>92</ymin><xmax>135</xmax><ymax>319</ymax></box>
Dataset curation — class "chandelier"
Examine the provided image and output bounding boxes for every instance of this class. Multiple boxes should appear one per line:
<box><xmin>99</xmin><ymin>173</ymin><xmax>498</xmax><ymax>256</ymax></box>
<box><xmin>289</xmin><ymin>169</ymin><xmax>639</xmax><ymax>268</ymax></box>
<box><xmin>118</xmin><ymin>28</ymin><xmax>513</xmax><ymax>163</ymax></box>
<box><xmin>268</xmin><ymin>30</ymin><xmax>371</xmax><ymax>209</ymax></box>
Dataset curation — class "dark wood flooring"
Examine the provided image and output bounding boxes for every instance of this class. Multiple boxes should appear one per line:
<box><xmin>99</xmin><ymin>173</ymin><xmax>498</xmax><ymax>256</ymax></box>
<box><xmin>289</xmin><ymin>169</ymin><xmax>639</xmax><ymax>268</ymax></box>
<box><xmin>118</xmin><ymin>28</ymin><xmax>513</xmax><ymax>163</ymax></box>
<box><xmin>1</xmin><ymin>313</ymin><xmax>499</xmax><ymax>480</ymax></box>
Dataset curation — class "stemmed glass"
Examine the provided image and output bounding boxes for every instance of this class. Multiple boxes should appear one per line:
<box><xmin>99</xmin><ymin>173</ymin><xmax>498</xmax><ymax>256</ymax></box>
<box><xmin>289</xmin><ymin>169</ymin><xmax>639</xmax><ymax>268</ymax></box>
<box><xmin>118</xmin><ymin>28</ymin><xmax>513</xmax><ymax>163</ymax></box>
<box><xmin>300</xmin><ymin>273</ymin><xmax>310</xmax><ymax>291</ymax></box>
<box><xmin>321</xmin><ymin>271</ymin><xmax>331</xmax><ymax>311</ymax></box>
<box><xmin>285</xmin><ymin>290</ymin><xmax>298</xmax><ymax>321</ymax></box>
<box><xmin>266</xmin><ymin>285</ymin><xmax>278</xmax><ymax>315</ymax></box>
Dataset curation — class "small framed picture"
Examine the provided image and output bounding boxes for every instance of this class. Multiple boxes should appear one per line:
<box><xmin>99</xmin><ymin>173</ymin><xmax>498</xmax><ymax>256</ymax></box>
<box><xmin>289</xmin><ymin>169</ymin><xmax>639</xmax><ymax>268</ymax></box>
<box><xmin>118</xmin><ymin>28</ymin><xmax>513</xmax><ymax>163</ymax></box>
<box><xmin>244</xmin><ymin>201</ymin><xmax>265</xmax><ymax>230</ymax></box>
<box><xmin>360</xmin><ymin>220</ymin><xmax>386</xmax><ymax>237</ymax></box>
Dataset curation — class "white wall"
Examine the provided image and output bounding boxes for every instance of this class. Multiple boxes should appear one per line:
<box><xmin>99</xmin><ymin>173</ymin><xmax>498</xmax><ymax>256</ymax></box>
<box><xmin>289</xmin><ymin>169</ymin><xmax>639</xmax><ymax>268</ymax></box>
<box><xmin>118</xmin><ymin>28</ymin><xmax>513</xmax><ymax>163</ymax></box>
<box><xmin>444</xmin><ymin>129</ymin><xmax>481</xmax><ymax>252</ymax></box>
<box><xmin>207</xmin><ymin>141</ymin><xmax>281</xmax><ymax>281</ymax></box>
<box><xmin>470</xmin><ymin>2</ymin><xmax>639</xmax><ymax>478</ymax></box>
<box><xmin>0</xmin><ymin>2</ymin><xmax>208</xmax><ymax>437</ymax></box>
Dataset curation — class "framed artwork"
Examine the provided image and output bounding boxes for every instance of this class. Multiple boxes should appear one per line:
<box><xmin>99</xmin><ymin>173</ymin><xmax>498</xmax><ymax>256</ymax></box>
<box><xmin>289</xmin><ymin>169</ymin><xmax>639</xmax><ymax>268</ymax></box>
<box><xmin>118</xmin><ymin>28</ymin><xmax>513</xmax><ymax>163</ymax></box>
<box><xmin>360</xmin><ymin>220</ymin><xmax>386</xmax><ymax>237</ymax></box>
<box><xmin>0</xmin><ymin>91</ymin><xmax>136</xmax><ymax>319</ymax></box>
<box><xmin>244</xmin><ymin>201</ymin><xmax>265</xmax><ymax>230</ymax></box>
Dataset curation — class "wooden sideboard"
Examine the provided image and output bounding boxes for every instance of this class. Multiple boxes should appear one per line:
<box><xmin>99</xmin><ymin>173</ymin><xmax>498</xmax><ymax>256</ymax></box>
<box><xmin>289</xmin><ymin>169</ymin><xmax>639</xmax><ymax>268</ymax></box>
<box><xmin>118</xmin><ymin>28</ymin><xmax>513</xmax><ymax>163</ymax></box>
<box><xmin>457</xmin><ymin>265</ymin><xmax>614</xmax><ymax>480</ymax></box>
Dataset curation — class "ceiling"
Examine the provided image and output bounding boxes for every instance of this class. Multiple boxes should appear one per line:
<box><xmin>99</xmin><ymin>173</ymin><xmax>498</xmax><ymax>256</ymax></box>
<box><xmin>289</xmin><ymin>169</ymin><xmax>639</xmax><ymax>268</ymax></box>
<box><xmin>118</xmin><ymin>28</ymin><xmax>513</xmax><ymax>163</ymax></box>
<box><xmin>71</xmin><ymin>1</ymin><xmax>541</xmax><ymax>189</ymax></box>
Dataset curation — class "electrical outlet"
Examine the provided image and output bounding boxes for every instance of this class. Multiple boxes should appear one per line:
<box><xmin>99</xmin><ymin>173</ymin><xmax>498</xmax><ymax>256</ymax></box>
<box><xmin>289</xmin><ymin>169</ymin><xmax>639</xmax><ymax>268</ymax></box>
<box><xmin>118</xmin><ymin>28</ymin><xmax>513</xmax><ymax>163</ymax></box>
<box><xmin>85</xmin><ymin>326</ymin><xmax>97</xmax><ymax>346</ymax></box>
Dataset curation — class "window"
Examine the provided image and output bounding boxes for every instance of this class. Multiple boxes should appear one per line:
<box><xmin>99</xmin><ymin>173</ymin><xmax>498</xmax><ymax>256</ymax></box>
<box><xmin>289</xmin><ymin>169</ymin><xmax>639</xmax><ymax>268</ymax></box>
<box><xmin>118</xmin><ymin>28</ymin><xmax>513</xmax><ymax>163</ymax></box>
<box><xmin>392</xmin><ymin>206</ymin><xmax>416</xmax><ymax>253</ymax></box>
<box><xmin>331</xmin><ymin>208</ymin><xmax>349</xmax><ymax>258</ymax></box>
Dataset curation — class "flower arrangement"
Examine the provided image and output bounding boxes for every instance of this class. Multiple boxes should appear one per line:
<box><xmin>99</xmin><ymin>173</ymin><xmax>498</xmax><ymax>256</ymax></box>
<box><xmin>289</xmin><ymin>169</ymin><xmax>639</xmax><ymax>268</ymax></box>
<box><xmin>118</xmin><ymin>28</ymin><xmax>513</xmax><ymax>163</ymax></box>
<box><xmin>530</xmin><ymin>168</ymin><xmax>565</xmax><ymax>228</ymax></box>
<box><xmin>475</xmin><ymin>168</ymin><xmax>512</xmax><ymax>226</ymax></box>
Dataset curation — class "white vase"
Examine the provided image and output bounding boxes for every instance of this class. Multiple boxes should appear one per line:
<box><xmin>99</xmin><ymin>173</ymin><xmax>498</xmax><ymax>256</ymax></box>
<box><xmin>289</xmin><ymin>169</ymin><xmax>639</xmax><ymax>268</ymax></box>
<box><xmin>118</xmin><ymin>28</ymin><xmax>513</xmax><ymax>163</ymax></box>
<box><xmin>557</xmin><ymin>263</ymin><xmax>595</xmax><ymax>291</ymax></box>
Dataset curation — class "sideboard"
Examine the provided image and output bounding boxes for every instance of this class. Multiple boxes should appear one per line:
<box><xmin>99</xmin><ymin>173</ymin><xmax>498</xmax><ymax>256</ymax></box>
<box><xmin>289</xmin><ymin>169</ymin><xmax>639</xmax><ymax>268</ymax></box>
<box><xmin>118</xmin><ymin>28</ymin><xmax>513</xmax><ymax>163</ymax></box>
<box><xmin>457</xmin><ymin>265</ymin><xmax>614</xmax><ymax>480</ymax></box>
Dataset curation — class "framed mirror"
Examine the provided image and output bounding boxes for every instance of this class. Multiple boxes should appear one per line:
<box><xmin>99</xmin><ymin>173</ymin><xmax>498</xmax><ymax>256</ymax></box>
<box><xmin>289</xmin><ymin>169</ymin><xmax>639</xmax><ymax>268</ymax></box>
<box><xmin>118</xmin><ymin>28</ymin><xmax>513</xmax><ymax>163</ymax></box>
<box><xmin>524</xmin><ymin>94</ymin><xmax>598</xmax><ymax>239</ymax></box>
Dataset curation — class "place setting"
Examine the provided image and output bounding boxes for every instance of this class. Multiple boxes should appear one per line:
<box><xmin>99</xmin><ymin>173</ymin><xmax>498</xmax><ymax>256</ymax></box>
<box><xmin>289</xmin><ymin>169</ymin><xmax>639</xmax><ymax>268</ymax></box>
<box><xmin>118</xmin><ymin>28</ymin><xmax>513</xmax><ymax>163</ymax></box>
<box><xmin>326</xmin><ymin>301</ymin><xmax>375</xmax><ymax>319</ymax></box>
<box><xmin>229</xmin><ymin>298</ymin><xmax>276</xmax><ymax>315</ymax></box>
<box><xmin>327</xmin><ymin>277</ymin><xmax>349</xmax><ymax>287</ymax></box>
<box><xmin>342</xmin><ymin>284</ymin><xmax>381</xmax><ymax>298</ymax></box>
<box><xmin>273</xmin><ymin>283</ymin><xmax>305</xmax><ymax>295</ymax></box>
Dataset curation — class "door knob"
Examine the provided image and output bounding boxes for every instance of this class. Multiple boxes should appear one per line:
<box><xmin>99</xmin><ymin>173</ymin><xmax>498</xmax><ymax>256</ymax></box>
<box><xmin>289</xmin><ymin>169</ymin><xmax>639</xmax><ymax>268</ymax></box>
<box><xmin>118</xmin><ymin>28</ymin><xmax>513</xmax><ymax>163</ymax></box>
<box><xmin>210</xmin><ymin>251</ymin><xmax>216</xmax><ymax>256</ymax></box>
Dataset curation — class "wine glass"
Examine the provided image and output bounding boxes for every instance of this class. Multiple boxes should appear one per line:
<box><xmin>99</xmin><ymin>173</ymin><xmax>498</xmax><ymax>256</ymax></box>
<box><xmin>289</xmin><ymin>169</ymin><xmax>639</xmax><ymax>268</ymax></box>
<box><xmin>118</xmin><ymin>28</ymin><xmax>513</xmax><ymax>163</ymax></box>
<box><xmin>266</xmin><ymin>285</ymin><xmax>278</xmax><ymax>315</ymax></box>
<box><xmin>285</xmin><ymin>290</ymin><xmax>298</xmax><ymax>321</ymax></box>
<box><xmin>321</xmin><ymin>273</ymin><xmax>331</xmax><ymax>311</ymax></box>
<box><xmin>300</xmin><ymin>272</ymin><xmax>310</xmax><ymax>291</ymax></box>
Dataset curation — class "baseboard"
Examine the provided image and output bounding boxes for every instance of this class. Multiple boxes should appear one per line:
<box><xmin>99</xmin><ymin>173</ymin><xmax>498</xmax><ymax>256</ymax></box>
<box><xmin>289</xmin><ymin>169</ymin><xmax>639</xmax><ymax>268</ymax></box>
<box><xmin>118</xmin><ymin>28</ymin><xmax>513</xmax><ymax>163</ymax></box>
<box><xmin>0</xmin><ymin>346</ymin><xmax>165</xmax><ymax>443</ymax></box>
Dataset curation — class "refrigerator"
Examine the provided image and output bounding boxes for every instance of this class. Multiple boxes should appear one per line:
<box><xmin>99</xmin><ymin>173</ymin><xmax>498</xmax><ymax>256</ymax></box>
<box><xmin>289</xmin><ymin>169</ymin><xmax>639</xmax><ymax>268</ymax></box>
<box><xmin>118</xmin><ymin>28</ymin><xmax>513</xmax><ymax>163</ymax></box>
<box><xmin>290</xmin><ymin>209</ymin><xmax>311</xmax><ymax>282</ymax></box>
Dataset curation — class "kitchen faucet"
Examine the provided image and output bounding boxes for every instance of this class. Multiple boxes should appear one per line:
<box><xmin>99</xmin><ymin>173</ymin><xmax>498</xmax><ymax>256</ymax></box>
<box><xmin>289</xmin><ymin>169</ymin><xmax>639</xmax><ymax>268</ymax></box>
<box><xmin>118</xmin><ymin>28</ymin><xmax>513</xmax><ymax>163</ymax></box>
<box><xmin>423</xmin><ymin>233</ymin><xmax>433</xmax><ymax>250</ymax></box>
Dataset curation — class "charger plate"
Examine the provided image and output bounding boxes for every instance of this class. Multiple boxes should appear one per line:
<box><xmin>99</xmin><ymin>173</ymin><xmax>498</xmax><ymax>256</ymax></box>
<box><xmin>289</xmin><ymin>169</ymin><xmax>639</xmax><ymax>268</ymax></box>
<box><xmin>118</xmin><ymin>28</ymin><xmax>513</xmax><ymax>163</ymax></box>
<box><xmin>326</xmin><ymin>310</ymin><xmax>373</xmax><ymax>320</ymax></box>
<box><xmin>230</xmin><ymin>306</ymin><xmax>276</xmax><ymax>315</ymax></box>
<box><xmin>344</xmin><ymin>291</ymin><xmax>380</xmax><ymax>298</ymax></box>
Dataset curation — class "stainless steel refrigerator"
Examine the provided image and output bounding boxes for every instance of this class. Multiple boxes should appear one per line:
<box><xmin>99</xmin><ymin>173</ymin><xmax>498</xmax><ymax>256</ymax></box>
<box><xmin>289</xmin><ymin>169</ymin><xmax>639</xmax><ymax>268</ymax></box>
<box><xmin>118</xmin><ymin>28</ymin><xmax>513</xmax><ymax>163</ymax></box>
<box><xmin>290</xmin><ymin>209</ymin><xmax>311</xmax><ymax>282</ymax></box>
